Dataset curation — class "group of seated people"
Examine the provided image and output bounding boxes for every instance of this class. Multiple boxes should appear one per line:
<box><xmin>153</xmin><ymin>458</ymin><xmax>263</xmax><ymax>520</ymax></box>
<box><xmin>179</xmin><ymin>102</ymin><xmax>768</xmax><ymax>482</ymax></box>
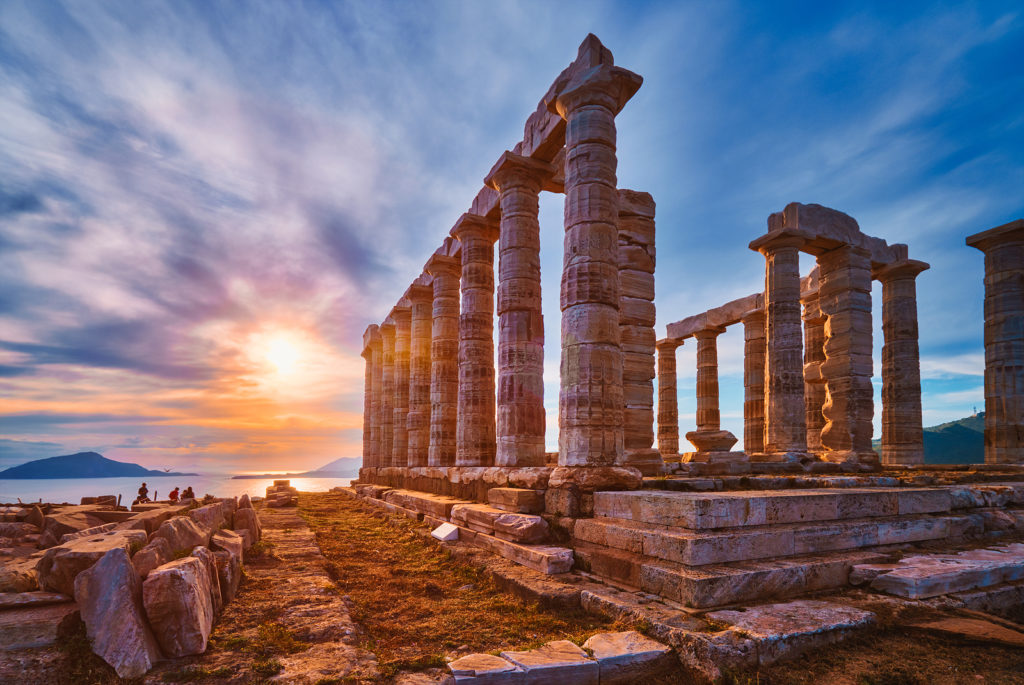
<box><xmin>132</xmin><ymin>482</ymin><xmax>195</xmax><ymax>506</ymax></box>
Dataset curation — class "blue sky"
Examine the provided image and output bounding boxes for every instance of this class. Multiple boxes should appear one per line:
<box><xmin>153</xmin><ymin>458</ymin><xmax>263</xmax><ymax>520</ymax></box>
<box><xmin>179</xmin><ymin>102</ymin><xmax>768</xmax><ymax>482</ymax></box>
<box><xmin>0</xmin><ymin>1</ymin><xmax>1020</xmax><ymax>472</ymax></box>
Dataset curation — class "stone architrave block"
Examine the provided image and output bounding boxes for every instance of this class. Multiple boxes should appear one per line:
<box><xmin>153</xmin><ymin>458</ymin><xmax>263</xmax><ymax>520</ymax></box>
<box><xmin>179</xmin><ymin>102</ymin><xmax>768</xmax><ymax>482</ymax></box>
<box><xmin>73</xmin><ymin>547</ymin><xmax>162</xmax><ymax>678</ymax></box>
<box><xmin>36</xmin><ymin>529</ymin><xmax>148</xmax><ymax>595</ymax></box>
<box><xmin>143</xmin><ymin>557</ymin><xmax>215</xmax><ymax>657</ymax></box>
<box><xmin>431</xmin><ymin>523</ymin><xmax>459</xmax><ymax>542</ymax></box>
<box><xmin>582</xmin><ymin>630</ymin><xmax>673</xmax><ymax>684</ymax></box>
<box><xmin>500</xmin><ymin>640</ymin><xmax>598</xmax><ymax>685</ymax></box>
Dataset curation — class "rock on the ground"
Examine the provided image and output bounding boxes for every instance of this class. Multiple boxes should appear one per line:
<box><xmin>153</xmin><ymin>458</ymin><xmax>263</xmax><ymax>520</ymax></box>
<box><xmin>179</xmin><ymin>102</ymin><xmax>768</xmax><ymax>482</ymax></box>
<box><xmin>448</xmin><ymin>653</ymin><xmax>521</xmax><ymax>682</ymax></box>
<box><xmin>132</xmin><ymin>537</ymin><xmax>173</xmax><ymax>579</ymax></box>
<box><xmin>191</xmin><ymin>546</ymin><xmax>223</xmax><ymax>615</ymax></box>
<box><xmin>41</xmin><ymin>508</ymin><xmax>107</xmax><ymax>540</ymax></box>
<box><xmin>500</xmin><ymin>639</ymin><xmax>598</xmax><ymax>684</ymax></box>
<box><xmin>0</xmin><ymin>522</ymin><xmax>40</xmax><ymax>539</ymax></box>
<box><xmin>233</xmin><ymin>507</ymin><xmax>262</xmax><ymax>542</ymax></box>
<box><xmin>143</xmin><ymin>557</ymin><xmax>215</xmax><ymax>657</ymax></box>
<box><xmin>238</xmin><ymin>493</ymin><xmax>252</xmax><ymax>509</ymax></box>
<box><xmin>0</xmin><ymin>602</ymin><xmax>80</xmax><ymax>650</ymax></box>
<box><xmin>582</xmin><ymin>630</ymin><xmax>673</xmax><ymax>684</ymax></box>
<box><xmin>36</xmin><ymin>529</ymin><xmax>148</xmax><ymax>595</ymax></box>
<box><xmin>431</xmin><ymin>523</ymin><xmax>459</xmax><ymax>542</ymax></box>
<box><xmin>213</xmin><ymin>549</ymin><xmax>241</xmax><ymax>604</ymax></box>
<box><xmin>189</xmin><ymin>503</ymin><xmax>226</xmax><ymax>535</ymax></box>
<box><xmin>0</xmin><ymin>554</ymin><xmax>41</xmax><ymax>592</ymax></box>
<box><xmin>152</xmin><ymin>516</ymin><xmax>211</xmax><ymax>553</ymax></box>
<box><xmin>210</xmin><ymin>529</ymin><xmax>244</xmax><ymax>561</ymax></box>
<box><xmin>74</xmin><ymin>547</ymin><xmax>162</xmax><ymax>678</ymax></box>
<box><xmin>26</xmin><ymin>505</ymin><xmax>45</xmax><ymax>530</ymax></box>
<box><xmin>235</xmin><ymin>527</ymin><xmax>254</xmax><ymax>551</ymax></box>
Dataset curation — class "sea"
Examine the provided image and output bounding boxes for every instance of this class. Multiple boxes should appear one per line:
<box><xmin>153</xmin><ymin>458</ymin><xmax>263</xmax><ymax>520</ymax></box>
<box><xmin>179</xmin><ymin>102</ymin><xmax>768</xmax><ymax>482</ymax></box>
<box><xmin>0</xmin><ymin>474</ymin><xmax>354</xmax><ymax>506</ymax></box>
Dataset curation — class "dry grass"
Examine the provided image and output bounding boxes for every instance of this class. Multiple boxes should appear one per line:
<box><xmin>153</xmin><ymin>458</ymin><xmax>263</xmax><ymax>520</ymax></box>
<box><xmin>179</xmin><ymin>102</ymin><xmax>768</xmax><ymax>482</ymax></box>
<box><xmin>298</xmin><ymin>491</ymin><xmax>622</xmax><ymax>677</ymax></box>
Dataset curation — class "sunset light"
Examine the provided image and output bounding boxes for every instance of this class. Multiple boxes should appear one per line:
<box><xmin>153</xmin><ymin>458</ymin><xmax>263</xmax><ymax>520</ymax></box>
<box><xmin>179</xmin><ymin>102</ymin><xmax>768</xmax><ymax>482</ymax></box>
<box><xmin>263</xmin><ymin>333</ymin><xmax>302</xmax><ymax>376</ymax></box>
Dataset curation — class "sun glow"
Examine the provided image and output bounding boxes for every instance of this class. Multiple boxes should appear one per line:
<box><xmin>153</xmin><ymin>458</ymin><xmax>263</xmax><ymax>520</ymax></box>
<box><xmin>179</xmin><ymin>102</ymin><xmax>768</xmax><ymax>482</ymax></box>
<box><xmin>264</xmin><ymin>334</ymin><xmax>302</xmax><ymax>376</ymax></box>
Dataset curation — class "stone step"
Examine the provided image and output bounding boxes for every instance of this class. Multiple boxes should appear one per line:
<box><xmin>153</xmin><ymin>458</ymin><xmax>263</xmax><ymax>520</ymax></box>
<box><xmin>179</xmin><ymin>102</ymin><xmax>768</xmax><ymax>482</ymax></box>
<box><xmin>487</xmin><ymin>487</ymin><xmax>545</xmax><ymax>514</ymax></box>
<box><xmin>574</xmin><ymin>511</ymin><xmax>984</xmax><ymax>566</ymax></box>
<box><xmin>594</xmin><ymin>487</ymin><xmax>955</xmax><ymax>530</ymax></box>
<box><xmin>573</xmin><ymin>542</ymin><xmax>888</xmax><ymax>608</ymax></box>
<box><xmin>381</xmin><ymin>488</ymin><xmax>470</xmax><ymax>520</ymax></box>
<box><xmin>854</xmin><ymin>542</ymin><xmax>1024</xmax><ymax>599</ymax></box>
<box><xmin>450</xmin><ymin>503</ymin><xmax>549</xmax><ymax>544</ymax></box>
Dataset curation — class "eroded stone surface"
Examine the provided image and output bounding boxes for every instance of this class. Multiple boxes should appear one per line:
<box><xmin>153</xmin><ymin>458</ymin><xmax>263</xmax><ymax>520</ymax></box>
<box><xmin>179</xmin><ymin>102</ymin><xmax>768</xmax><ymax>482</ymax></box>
<box><xmin>143</xmin><ymin>556</ymin><xmax>215</xmax><ymax>657</ymax></box>
<box><xmin>500</xmin><ymin>639</ymin><xmax>597</xmax><ymax>685</ymax></box>
<box><xmin>36</xmin><ymin>529</ymin><xmax>147</xmax><ymax>595</ymax></box>
<box><xmin>131</xmin><ymin>537</ymin><xmax>172</xmax><ymax>579</ymax></box>
<box><xmin>582</xmin><ymin>630</ymin><xmax>672</xmax><ymax>684</ymax></box>
<box><xmin>863</xmin><ymin>543</ymin><xmax>1024</xmax><ymax>598</ymax></box>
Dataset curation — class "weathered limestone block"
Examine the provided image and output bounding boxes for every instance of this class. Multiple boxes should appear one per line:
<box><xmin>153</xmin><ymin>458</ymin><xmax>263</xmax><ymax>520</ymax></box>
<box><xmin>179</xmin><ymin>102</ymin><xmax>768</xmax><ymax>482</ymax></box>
<box><xmin>407</xmin><ymin>283</ymin><xmax>433</xmax><ymax>467</ymax></box>
<box><xmin>143</xmin><ymin>557</ymin><xmax>215</xmax><ymax>657</ymax></box>
<box><xmin>426</xmin><ymin>253</ymin><xmax>461</xmax><ymax>467</ymax></box>
<box><xmin>131</xmin><ymin>537</ymin><xmax>172</xmax><ymax>579</ymax></box>
<box><xmin>233</xmin><ymin>506</ymin><xmax>262</xmax><ymax>543</ymax></box>
<box><xmin>188</xmin><ymin>502</ymin><xmax>226</xmax><ymax>535</ymax></box>
<box><xmin>210</xmin><ymin>529</ymin><xmax>244</xmax><ymax>561</ymax></box>
<box><xmin>191</xmin><ymin>546</ymin><xmax>223</xmax><ymax>615</ymax></box>
<box><xmin>448</xmin><ymin>652</ymin><xmax>522</xmax><ymax>683</ymax></box>
<box><xmin>802</xmin><ymin>283</ymin><xmax>827</xmax><ymax>453</ymax></box>
<box><xmin>74</xmin><ymin>547</ymin><xmax>162</xmax><ymax>678</ymax></box>
<box><xmin>37</xmin><ymin>529</ymin><xmax>148</xmax><ymax>595</ymax></box>
<box><xmin>0</xmin><ymin>554</ymin><xmax>41</xmax><ymax>592</ymax></box>
<box><xmin>153</xmin><ymin>516</ymin><xmax>210</xmax><ymax>553</ymax></box>
<box><xmin>0</xmin><ymin>522</ymin><xmax>40</xmax><ymax>538</ymax></box>
<box><xmin>656</xmin><ymin>339</ymin><xmax>682</xmax><ymax>456</ymax></box>
<box><xmin>380</xmin><ymin>320</ymin><xmax>396</xmax><ymax>468</ymax></box>
<box><xmin>42</xmin><ymin>507</ymin><xmax>107</xmax><ymax>541</ymax></box>
<box><xmin>213</xmin><ymin>549</ymin><xmax>242</xmax><ymax>604</ymax></box>
<box><xmin>549</xmin><ymin>63</ymin><xmax>642</xmax><ymax>467</ymax></box>
<box><xmin>392</xmin><ymin>304</ymin><xmax>412</xmax><ymax>468</ymax></box>
<box><xmin>0</xmin><ymin>603</ymin><xmax>80</xmax><ymax>650</ymax></box>
<box><xmin>238</xmin><ymin>493</ymin><xmax>253</xmax><ymax>510</ymax></box>
<box><xmin>582</xmin><ymin>630</ymin><xmax>672</xmax><ymax>684</ymax></box>
<box><xmin>488</xmin><ymin>487</ymin><xmax>544</xmax><ymax>514</ymax></box>
<box><xmin>500</xmin><ymin>640</ymin><xmax>598</xmax><ymax>685</ymax></box>
<box><xmin>966</xmin><ymin>219</ymin><xmax>1024</xmax><ymax>464</ymax></box>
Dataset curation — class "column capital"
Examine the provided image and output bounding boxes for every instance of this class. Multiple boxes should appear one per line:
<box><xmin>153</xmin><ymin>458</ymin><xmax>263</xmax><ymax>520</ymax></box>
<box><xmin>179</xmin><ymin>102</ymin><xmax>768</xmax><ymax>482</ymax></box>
<box><xmin>874</xmin><ymin>259</ymin><xmax>930</xmax><ymax>282</ymax></box>
<box><xmin>405</xmin><ymin>282</ymin><xmax>433</xmax><ymax>303</ymax></box>
<box><xmin>749</xmin><ymin>228</ymin><xmax>810</xmax><ymax>256</ymax></box>
<box><xmin>450</xmin><ymin>212</ymin><xmax>499</xmax><ymax>244</ymax></box>
<box><xmin>362</xmin><ymin>324</ymin><xmax>381</xmax><ymax>352</ymax></box>
<box><xmin>484</xmin><ymin>151</ymin><xmax>554</xmax><ymax>192</ymax></box>
<box><xmin>545</xmin><ymin>64</ymin><xmax>643</xmax><ymax>119</ymax></box>
<box><xmin>741</xmin><ymin>307</ymin><xmax>766</xmax><ymax>325</ymax></box>
<box><xmin>966</xmin><ymin>218</ymin><xmax>1024</xmax><ymax>253</ymax></box>
<box><xmin>425</xmin><ymin>253</ymin><xmax>460</xmax><ymax>277</ymax></box>
<box><xmin>692</xmin><ymin>326</ymin><xmax>726</xmax><ymax>341</ymax></box>
<box><xmin>379</xmin><ymin>320</ymin><xmax>395</xmax><ymax>338</ymax></box>
<box><xmin>389</xmin><ymin>303</ymin><xmax>411</xmax><ymax>324</ymax></box>
<box><xmin>656</xmin><ymin>338</ymin><xmax>683</xmax><ymax>353</ymax></box>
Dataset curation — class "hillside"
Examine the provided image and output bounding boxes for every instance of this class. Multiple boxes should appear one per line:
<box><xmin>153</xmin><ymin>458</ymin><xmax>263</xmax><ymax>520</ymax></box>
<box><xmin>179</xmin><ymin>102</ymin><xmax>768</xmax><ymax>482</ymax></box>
<box><xmin>872</xmin><ymin>413</ymin><xmax>984</xmax><ymax>464</ymax></box>
<box><xmin>0</xmin><ymin>452</ymin><xmax>198</xmax><ymax>479</ymax></box>
<box><xmin>231</xmin><ymin>456</ymin><xmax>361</xmax><ymax>480</ymax></box>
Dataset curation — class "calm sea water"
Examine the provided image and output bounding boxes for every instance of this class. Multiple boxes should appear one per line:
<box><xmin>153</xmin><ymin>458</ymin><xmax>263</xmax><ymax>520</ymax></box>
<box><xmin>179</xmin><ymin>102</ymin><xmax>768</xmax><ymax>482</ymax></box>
<box><xmin>0</xmin><ymin>475</ymin><xmax>354</xmax><ymax>506</ymax></box>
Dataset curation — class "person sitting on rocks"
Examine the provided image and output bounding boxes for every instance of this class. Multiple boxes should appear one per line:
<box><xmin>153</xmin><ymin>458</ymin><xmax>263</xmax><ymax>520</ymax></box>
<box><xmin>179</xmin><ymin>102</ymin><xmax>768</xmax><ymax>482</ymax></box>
<box><xmin>137</xmin><ymin>482</ymin><xmax>150</xmax><ymax>503</ymax></box>
<box><xmin>168</xmin><ymin>487</ymin><xmax>180</xmax><ymax>503</ymax></box>
<box><xmin>182</xmin><ymin>486</ymin><xmax>195</xmax><ymax>500</ymax></box>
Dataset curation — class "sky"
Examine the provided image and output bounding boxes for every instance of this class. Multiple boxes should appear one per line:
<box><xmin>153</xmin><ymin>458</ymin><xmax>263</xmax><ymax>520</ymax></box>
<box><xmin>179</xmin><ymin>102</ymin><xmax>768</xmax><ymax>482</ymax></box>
<box><xmin>0</xmin><ymin>1</ymin><xmax>1021</xmax><ymax>473</ymax></box>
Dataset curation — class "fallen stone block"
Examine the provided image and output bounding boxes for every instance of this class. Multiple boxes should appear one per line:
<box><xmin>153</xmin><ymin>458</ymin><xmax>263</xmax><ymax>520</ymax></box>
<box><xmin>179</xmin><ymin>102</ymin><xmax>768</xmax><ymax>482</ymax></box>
<box><xmin>473</xmin><ymin>533</ymin><xmax>574</xmax><ymax>575</ymax></box>
<box><xmin>0</xmin><ymin>602</ymin><xmax>79</xmax><ymax>650</ymax></box>
<box><xmin>582</xmin><ymin>630</ymin><xmax>673</xmax><ymax>684</ymax></box>
<box><xmin>493</xmin><ymin>513</ymin><xmax>548</xmax><ymax>544</ymax></box>
<box><xmin>238</xmin><ymin>493</ymin><xmax>253</xmax><ymax>509</ymax></box>
<box><xmin>0</xmin><ymin>554</ymin><xmax>41</xmax><ymax>592</ymax></box>
<box><xmin>234</xmin><ymin>507</ymin><xmax>262</xmax><ymax>542</ymax></box>
<box><xmin>132</xmin><ymin>537</ymin><xmax>173</xmax><ymax>579</ymax></box>
<box><xmin>0</xmin><ymin>522</ymin><xmax>40</xmax><ymax>539</ymax></box>
<box><xmin>210</xmin><ymin>529</ymin><xmax>244</xmax><ymax>561</ymax></box>
<box><xmin>36</xmin><ymin>529</ymin><xmax>148</xmax><ymax>595</ymax></box>
<box><xmin>448</xmin><ymin>652</ymin><xmax>523</xmax><ymax>683</ymax></box>
<box><xmin>42</xmin><ymin>507</ymin><xmax>108</xmax><ymax>540</ymax></box>
<box><xmin>500</xmin><ymin>639</ymin><xmax>598</xmax><ymax>685</ymax></box>
<box><xmin>864</xmin><ymin>543</ymin><xmax>1024</xmax><ymax>599</ymax></box>
<box><xmin>143</xmin><ymin>556</ymin><xmax>215</xmax><ymax>657</ymax></box>
<box><xmin>59</xmin><ymin>521</ymin><xmax>122</xmax><ymax>544</ymax></box>
<box><xmin>74</xmin><ymin>547</ymin><xmax>162</xmax><ymax>678</ymax></box>
<box><xmin>488</xmin><ymin>488</ymin><xmax>545</xmax><ymax>514</ymax></box>
<box><xmin>191</xmin><ymin>546</ymin><xmax>223</xmax><ymax>615</ymax></box>
<box><xmin>213</xmin><ymin>549</ymin><xmax>241</xmax><ymax>604</ymax></box>
<box><xmin>235</xmin><ymin>527</ymin><xmax>254</xmax><ymax>551</ymax></box>
<box><xmin>431</xmin><ymin>523</ymin><xmax>459</xmax><ymax>542</ymax></box>
<box><xmin>0</xmin><ymin>591</ymin><xmax>71</xmax><ymax>610</ymax></box>
<box><xmin>188</xmin><ymin>503</ymin><xmax>226</xmax><ymax>535</ymax></box>
<box><xmin>153</xmin><ymin>516</ymin><xmax>210</xmax><ymax>553</ymax></box>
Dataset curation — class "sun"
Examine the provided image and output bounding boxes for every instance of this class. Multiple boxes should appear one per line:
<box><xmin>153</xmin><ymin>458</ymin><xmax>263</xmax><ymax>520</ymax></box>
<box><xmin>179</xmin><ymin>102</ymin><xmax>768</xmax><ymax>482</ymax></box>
<box><xmin>263</xmin><ymin>333</ymin><xmax>302</xmax><ymax>376</ymax></box>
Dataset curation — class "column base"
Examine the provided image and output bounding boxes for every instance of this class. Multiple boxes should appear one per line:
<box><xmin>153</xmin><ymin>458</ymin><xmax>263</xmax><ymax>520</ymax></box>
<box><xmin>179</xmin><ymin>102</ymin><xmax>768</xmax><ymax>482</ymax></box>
<box><xmin>622</xmin><ymin>448</ymin><xmax>666</xmax><ymax>476</ymax></box>
<box><xmin>548</xmin><ymin>466</ymin><xmax>643</xmax><ymax>492</ymax></box>
<box><xmin>748</xmin><ymin>451</ymin><xmax>809</xmax><ymax>464</ymax></box>
<box><xmin>681</xmin><ymin>450</ymin><xmax>748</xmax><ymax>464</ymax></box>
<box><xmin>684</xmin><ymin>429</ymin><xmax>738</xmax><ymax>452</ymax></box>
<box><xmin>819</xmin><ymin>450</ymin><xmax>880</xmax><ymax>467</ymax></box>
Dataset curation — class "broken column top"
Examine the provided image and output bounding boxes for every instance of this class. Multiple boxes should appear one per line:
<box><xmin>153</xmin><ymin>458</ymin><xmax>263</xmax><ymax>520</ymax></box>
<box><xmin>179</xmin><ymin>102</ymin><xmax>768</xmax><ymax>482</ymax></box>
<box><xmin>362</xmin><ymin>324</ymin><xmax>380</xmax><ymax>351</ymax></box>
<box><xmin>966</xmin><ymin>218</ymin><xmax>1024</xmax><ymax>251</ymax></box>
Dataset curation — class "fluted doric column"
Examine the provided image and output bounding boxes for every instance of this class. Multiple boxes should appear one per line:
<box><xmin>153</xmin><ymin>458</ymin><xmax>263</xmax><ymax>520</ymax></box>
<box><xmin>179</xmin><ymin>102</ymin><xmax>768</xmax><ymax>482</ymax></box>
<box><xmin>818</xmin><ymin>245</ymin><xmax>876</xmax><ymax>464</ymax></box>
<box><xmin>656</xmin><ymin>339</ymin><xmax>681</xmax><ymax>457</ymax></box>
<box><xmin>406</xmin><ymin>283</ymin><xmax>433</xmax><ymax>467</ymax></box>
<box><xmin>390</xmin><ymin>304</ymin><xmax>411</xmax><ymax>468</ymax></box>
<box><xmin>750</xmin><ymin>229</ymin><xmax>808</xmax><ymax>458</ymax></box>
<box><xmin>368</xmin><ymin>330</ymin><xmax>383</xmax><ymax>469</ymax></box>
<box><xmin>741</xmin><ymin>309</ymin><xmax>766</xmax><ymax>454</ymax></box>
<box><xmin>451</xmin><ymin>213</ymin><xmax>499</xmax><ymax>467</ymax></box>
<box><xmin>425</xmin><ymin>253</ymin><xmax>460</xmax><ymax>467</ymax></box>
<box><xmin>876</xmin><ymin>259</ymin><xmax>929</xmax><ymax>465</ymax></box>
<box><xmin>618</xmin><ymin>190</ymin><xmax>661</xmax><ymax>474</ymax></box>
<box><xmin>485</xmin><ymin>153</ymin><xmax>553</xmax><ymax>467</ymax></box>
<box><xmin>548</xmin><ymin>64</ymin><xmax>642</xmax><ymax>467</ymax></box>
<box><xmin>379</xmin><ymin>320</ymin><xmax>396</xmax><ymax>468</ymax></box>
<box><xmin>361</xmin><ymin>324</ymin><xmax>380</xmax><ymax>468</ymax></box>
<box><xmin>967</xmin><ymin>219</ymin><xmax>1024</xmax><ymax>464</ymax></box>
<box><xmin>684</xmin><ymin>327</ymin><xmax>739</xmax><ymax>459</ymax></box>
<box><xmin>802</xmin><ymin>284</ymin><xmax>827</xmax><ymax>454</ymax></box>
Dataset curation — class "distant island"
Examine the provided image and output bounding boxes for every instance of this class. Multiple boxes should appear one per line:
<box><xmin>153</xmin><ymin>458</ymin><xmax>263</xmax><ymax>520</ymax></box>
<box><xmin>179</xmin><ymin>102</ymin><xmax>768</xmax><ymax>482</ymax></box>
<box><xmin>232</xmin><ymin>456</ymin><xmax>360</xmax><ymax>480</ymax></box>
<box><xmin>872</xmin><ymin>413</ymin><xmax>984</xmax><ymax>464</ymax></box>
<box><xmin>0</xmin><ymin>451</ymin><xmax>199</xmax><ymax>479</ymax></box>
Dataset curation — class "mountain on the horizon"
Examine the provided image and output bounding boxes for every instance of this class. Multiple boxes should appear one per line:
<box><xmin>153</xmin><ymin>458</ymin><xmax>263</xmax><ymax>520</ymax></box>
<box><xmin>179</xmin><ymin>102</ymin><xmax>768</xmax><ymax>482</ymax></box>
<box><xmin>304</xmin><ymin>456</ymin><xmax>361</xmax><ymax>476</ymax></box>
<box><xmin>872</xmin><ymin>412</ymin><xmax>985</xmax><ymax>464</ymax></box>
<box><xmin>0</xmin><ymin>452</ymin><xmax>198</xmax><ymax>479</ymax></box>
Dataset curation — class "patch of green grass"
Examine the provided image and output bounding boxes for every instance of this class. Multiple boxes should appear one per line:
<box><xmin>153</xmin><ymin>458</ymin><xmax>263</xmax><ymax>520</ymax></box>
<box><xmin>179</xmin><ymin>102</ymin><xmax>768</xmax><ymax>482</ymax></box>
<box><xmin>254</xmin><ymin>622</ymin><xmax>309</xmax><ymax>656</ymax></box>
<box><xmin>251</xmin><ymin>657</ymin><xmax>283</xmax><ymax>677</ymax></box>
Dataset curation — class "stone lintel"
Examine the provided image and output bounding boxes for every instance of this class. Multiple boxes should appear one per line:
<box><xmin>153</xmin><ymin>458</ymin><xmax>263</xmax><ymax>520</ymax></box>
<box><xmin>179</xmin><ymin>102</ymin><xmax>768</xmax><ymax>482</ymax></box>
<box><xmin>966</xmin><ymin>218</ymin><xmax>1024</xmax><ymax>252</ymax></box>
<box><xmin>874</xmin><ymin>259</ymin><xmax>930</xmax><ymax>282</ymax></box>
<box><xmin>656</xmin><ymin>337</ymin><xmax>683</xmax><ymax>351</ymax></box>
<box><xmin>618</xmin><ymin>189</ymin><xmax>656</xmax><ymax>218</ymax></box>
<box><xmin>484</xmin><ymin>150</ymin><xmax>555</xmax><ymax>191</ymax></box>
<box><xmin>761</xmin><ymin>202</ymin><xmax>908</xmax><ymax>267</ymax></box>
<box><xmin>749</xmin><ymin>227</ymin><xmax>811</xmax><ymax>255</ymax></box>
<box><xmin>666</xmin><ymin>293</ymin><xmax>762</xmax><ymax>339</ymax></box>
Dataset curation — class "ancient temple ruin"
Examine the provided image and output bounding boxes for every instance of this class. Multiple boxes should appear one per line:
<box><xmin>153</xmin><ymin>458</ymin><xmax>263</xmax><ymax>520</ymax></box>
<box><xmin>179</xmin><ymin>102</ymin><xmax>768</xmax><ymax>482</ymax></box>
<box><xmin>353</xmin><ymin>36</ymin><xmax>1024</xmax><ymax>651</ymax></box>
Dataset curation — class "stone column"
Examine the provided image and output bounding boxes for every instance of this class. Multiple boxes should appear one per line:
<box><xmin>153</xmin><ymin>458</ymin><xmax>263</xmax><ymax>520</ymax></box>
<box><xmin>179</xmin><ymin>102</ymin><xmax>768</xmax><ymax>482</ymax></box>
<box><xmin>741</xmin><ymin>309</ymin><xmax>766</xmax><ymax>454</ymax></box>
<box><xmin>426</xmin><ymin>253</ymin><xmax>461</xmax><ymax>467</ymax></box>
<box><xmin>618</xmin><ymin>190</ymin><xmax>661</xmax><ymax>474</ymax></box>
<box><xmin>485</xmin><ymin>153</ymin><xmax>553</xmax><ymax>467</ymax></box>
<box><xmin>802</xmin><ymin>286</ymin><xmax>827</xmax><ymax>454</ymax></box>
<box><xmin>656</xmin><ymin>339</ymin><xmax>681</xmax><ymax>458</ymax></box>
<box><xmin>406</xmin><ymin>283</ymin><xmax>433</xmax><ymax>468</ymax></box>
<box><xmin>390</xmin><ymin>304</ymin><xmax>411</xmax><ymax>469</ymax></box>
<box><xmin>361</xmin><ymin>325</ymin><xmax>380</xmax><ymax>468</ymax></box>
<box><xmin>379</xmin><ymin>320</ymin><xmax>396</xmax><ymax>468</ymax></box>
<box><xmin>368</xmin><ymin>331</ymin><xmax>383</xmax><ymax>469</ymax></box>
<box><xmin>451</xmin><ymin>214</ymin><xmax>499</xmax><ymax>467</ymax></box>
<box><xmin>967</xmin><ymin>219</ymin><xmax>1024</xmax><ymax>464</ymax></box>
<box><xmin>548</xmin><ymin>64</ymin><xmax>642</xmax><ymax>468</ymax></box>
<box><xmin>684</xmin><ymin>327</ymin><xmax>740</xmax><ymax>461</ymax></box>
<box><xmin>750</xmin><ymin>230</ymin><xmax>808</xmax><ymax>458</ymax></box>
<box><xmin>876</xmin><ymin>260</ymin><xmax>929</xmax><ymax>466</ymax></box>
<box><xmin>817</xmin><ymin>245</ymin><xmax>876</xmax><ymax>464</ymax></box>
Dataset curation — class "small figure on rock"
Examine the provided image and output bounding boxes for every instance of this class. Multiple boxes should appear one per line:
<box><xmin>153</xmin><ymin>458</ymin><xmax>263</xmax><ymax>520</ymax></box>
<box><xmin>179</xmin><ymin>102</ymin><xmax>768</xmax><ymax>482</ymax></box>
<box><xmin>168</xmin><ymin>487</ymin><xmax>179</xmax><ymax>503</ymax></box>
<box><xmin>137</xmin><ymin>482</ymin><xmax>150</xmax><ymax>503</ymax></box>
<box><xmin>182</xmin><ymin>486</ymin><xmax>194</xmax><ymax>500</ymax></box>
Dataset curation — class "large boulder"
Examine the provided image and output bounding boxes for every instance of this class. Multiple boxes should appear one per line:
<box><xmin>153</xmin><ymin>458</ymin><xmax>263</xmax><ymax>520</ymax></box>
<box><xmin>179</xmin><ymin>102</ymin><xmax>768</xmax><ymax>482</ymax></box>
<box><xmin>26</xmin><ymin>505</ymin><xmax>45</xmax><ymax>529</ymax></box>
<box><xmin>131</xmin><ymin>537</ymin><xmax>173</xmax><ymax>579</ymax></box>
<box><xmin>143</xmin><ymin>557</ymin><xmax>215</xmax><ymax>657</ymax></box>
<box><xmin>74</xmin><ymin>547</ymin><xmax>162</xmax><ymax>678</ymax></box>
<box><xmin>188</xmin><ymin>503</ymin><xmax>226</xmax><ymax>536</ymax></box>
<box><xmin>191</xmin><ymin>546</ymin><xmax>223</xmax><ymax>615</ymax></box>
<box><xmin>213</xmin><ymin>550</ymin><xmax>241</xmax><ymax>604</ymax></box>
<box><xmin>210</xmin><ymin>529</ymin><xmax>244</xmax><ymax>562</ymax></box>
<box><xmin>0</xmin><ymin>522</ymin><xmax>40</xmax><ymax>539</ymax></box>
<box><xmin>152</xmin><ymin>516</ymin><xmax>210</xmax><ymax>553</ymax></box>
<box><xmin>233</xmin><ymin>508</ymin><xmax>261</xmax><ymax>542</ymax></box>
<box><xmin>0</xmin><ymin>554</ymin><xmax>41</xmax><ymax>592</ymax></box>
<box><xmin>36</xmin><ymin>529</ymin><xmax>148</xmax><ymax>595</ymax></box>
<box><xmin>238</xmin><ymin>493</ymin><xmax>253</xmax><ymax>510</ymax></box>
<box><xmin>42</xmin><ymin>508</ymin><xmax>107</xmax><ymax>540</ymax></box>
